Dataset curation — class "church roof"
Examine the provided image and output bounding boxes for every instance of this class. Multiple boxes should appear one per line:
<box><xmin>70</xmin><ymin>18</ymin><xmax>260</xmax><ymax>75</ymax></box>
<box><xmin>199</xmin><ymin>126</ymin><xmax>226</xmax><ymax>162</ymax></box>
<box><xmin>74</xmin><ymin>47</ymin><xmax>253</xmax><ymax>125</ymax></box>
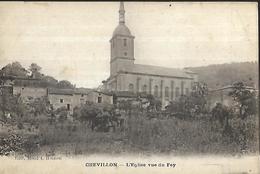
<box><xmin>112</xmin><ymin>24</ymin><xmax>132</xmax><ymax>37</ymax></box>
<box><xmin>112</xmin><ymin>2</ymin><xmax>132</xmax><ymax>37</ymax></box>
<box><xmin>125</xmin><ymin>64</ymin><xmax>193</xmax><ymax>79</ymax></box>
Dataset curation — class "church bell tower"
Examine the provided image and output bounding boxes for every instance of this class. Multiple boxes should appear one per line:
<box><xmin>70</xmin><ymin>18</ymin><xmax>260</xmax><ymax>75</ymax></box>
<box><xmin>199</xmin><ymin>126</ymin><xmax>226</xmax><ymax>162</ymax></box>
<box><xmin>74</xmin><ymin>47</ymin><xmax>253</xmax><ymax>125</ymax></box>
<box><xmin>110</xmin><ymin>2</ymin><xmax>135</xmax><ymax>76</ymax></box>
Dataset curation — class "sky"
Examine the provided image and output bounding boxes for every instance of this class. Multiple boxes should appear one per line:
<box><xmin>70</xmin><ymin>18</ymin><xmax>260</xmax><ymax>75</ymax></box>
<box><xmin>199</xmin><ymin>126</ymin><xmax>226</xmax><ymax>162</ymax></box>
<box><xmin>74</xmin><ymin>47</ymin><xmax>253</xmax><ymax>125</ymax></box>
<box><xmin>0</xmin><ymin>2</ymin><xmax>258</xmax><ymax>88</ymax></box>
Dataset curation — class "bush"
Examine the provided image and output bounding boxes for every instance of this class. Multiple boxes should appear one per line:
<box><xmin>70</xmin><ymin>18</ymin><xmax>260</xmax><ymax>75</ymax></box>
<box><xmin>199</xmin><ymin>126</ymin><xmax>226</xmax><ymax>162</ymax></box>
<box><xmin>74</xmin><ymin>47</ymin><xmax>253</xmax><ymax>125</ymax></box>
<box><xmin>17</xmin><ymin>122</ymin><xmax>24</xmax><ymax>129</ymax></box>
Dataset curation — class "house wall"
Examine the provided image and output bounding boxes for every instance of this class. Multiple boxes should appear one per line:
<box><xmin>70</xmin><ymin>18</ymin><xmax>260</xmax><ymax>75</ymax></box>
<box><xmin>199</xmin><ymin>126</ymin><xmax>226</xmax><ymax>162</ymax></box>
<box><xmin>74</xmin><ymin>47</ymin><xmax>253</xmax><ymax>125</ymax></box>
<box><xmin>13</xmin><ymin>86</ymin><xmax>47</xmax><ymax>99</ymax></box>
<box><xmin>73</xmin><ymin>93</ymin><xmax>89</xmax><ymax>106</ymax></box>
<box><xmin>48</xmin><ymin>94</ymin><xmax>74</xmax><ymax>113</ymax></box>
<box><xmin>87</xmin><ymin>92</ymin><xmax>113</xmax><ymax>104</ymax></box>
<box><xmin>47</xmin><ymin>92</ymin><xmax>113</xmax><ymax>115</ymax></box>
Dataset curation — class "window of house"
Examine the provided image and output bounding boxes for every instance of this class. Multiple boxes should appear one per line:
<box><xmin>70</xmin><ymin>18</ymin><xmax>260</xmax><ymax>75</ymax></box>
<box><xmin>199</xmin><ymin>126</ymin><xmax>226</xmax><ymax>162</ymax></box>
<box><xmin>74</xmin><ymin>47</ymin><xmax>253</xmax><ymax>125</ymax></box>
<box><xmin>175</xmin><ymin>87</ymin><xmax>180</xmax><ymax>97</ymax></box>
<box><xmin>98</xmin><ymin>96</ymin><xmax>102</xmax><ymax>103</ymax></box>
<box><xmin>123</xmin><ymin>39</ymin><xmax>127</xmax><ymax>46</ymax></box>
<box><xmin>124</xmin><ymin>52</ymin><xmax>127</xmax><ymax>56</ymax></box>
<box><xmin>154</xmin><ymin>85</ymin><xmax>159</xmax><ymax>97</ymax></box>
<box><xmin>60</xmin><ymin>99</ymin><xmax>64</xmax><ymax>103</ymax></box>
<box><xmin>129</xmin><ymin>83</ymin><xmax>134</xmax><ymax>93</ymax></box>
<box><xmin>165</xmin><ymin>87</ymin><xmax>169</xmax><ymax>98</ymax></box>
<box><xmin>81</xmin><ymin>94</ymin><xmax>84</xmax><ymax>97</ymax></box>
<box><xmin>67</xmin><ymin>104</ymin><xmax>70</xmax><ymax>110</ymax></box>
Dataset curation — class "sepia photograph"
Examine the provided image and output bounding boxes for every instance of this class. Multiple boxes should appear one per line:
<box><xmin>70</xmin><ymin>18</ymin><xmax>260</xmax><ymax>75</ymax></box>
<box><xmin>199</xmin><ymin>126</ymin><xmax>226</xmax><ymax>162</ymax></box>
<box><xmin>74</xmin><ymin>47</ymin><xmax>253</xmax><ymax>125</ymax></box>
<box><xmin>0</xmin><ymin>1</ymin><xmax>259</xmax><ymax>174</ymax></box>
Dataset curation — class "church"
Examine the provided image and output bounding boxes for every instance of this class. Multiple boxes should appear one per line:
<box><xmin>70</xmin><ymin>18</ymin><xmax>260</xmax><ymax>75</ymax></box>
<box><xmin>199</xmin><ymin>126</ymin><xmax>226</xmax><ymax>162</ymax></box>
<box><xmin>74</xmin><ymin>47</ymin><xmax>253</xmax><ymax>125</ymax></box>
<box><xmin>102</xmin><ymin>2</ymin><xmax>198</xmax><ymax>107</ymax></box>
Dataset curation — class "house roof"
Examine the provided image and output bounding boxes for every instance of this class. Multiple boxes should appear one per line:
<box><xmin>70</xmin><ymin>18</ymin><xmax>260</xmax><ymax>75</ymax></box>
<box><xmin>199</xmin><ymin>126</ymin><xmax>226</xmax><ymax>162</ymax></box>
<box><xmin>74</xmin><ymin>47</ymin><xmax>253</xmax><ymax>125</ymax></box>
<box><xmin>74</xmin><ymin>88</ymin><xmax>92</xmax><ymax>94</ymax></box>
<box><xmin>48</xmin><ymin>88</ymin><xmax>74</xmax><ymax>95</ymax></box>
<box><xmin>209</xmin><ymin>85</ymin><xmax>256</xmax><ymax>92</ymax></box>
<box><xmin>0</xmin><ymin>75</ymin><xmax>41</xmax><ymax>81</ymax></box>
<box><xmin>123</xmin><ymin>64</ymin><xmax>193</xmax><ymax>79</ymax></box>
<box><xmin>87</xmin><ymin>90</ymin><xmax>113</xmax><ymax>96</ymax></box>
<box><xmin>47</xmin><ymin>88</ymin><xmax>112</xmax><ymax>96</ymax></box>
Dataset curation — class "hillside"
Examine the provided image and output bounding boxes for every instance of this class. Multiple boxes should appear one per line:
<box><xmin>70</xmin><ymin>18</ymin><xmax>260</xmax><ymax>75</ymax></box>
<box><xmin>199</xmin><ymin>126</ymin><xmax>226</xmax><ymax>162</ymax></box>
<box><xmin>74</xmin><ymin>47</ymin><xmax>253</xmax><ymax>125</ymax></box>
<box><xmin>187</xmin><ymin>61</ymin><xmax>258</xmax><ymax>89</ymax></box>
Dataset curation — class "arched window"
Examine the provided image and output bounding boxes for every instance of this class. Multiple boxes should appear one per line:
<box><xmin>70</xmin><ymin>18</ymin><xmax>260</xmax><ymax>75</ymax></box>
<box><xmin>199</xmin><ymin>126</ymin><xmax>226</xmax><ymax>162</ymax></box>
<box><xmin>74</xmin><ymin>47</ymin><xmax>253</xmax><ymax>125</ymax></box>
<box><xmin>175</xmin><ymin>87</ymin><xmax>180</xmax><ymax>97</ymax></box>
<box><xmin>129</xmin><ymin>83</ymin><xmax>134</xmax><ymax>93</ymax></box>
<box><xmin>165</xmin><ymin>87</ymin><xmax>169</xmax><ymax>98</ymax></box>
<box><xmin>154</xmin><ymin>85</ymin><xmax>159</xmax><ymax>97</ymax></box>
<box><xmin>142</xmin><ymin>85</ymin><xmax>147</xmax><ymax>94</ymax></box>
<box><xmin>123</xmin><ymin>39</ymin><xmax>127</xmax><ymax>46</ymax></box>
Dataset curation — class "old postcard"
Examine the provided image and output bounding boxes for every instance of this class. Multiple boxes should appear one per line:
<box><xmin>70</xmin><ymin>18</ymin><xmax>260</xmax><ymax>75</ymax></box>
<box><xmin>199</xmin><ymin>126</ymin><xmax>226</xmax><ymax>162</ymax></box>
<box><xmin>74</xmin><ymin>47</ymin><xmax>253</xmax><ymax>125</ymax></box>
<box><xmin>0</xmin><ymin>1</ymin><xmax>259</xmax><ymax>174</ymax></box>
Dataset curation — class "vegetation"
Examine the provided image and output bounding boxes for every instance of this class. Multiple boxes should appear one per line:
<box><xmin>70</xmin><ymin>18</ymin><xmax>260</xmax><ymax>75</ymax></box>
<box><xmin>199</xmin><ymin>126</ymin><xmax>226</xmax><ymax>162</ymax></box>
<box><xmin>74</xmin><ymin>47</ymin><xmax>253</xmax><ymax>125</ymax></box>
<box><xmin>0</xmin><ymin>60</ymin><xmax>259</xmax><ymax>156</ymax></box>
<box><xmin>0</xmin><ymin>61</ymin><xmax>75</xmax><ymax>88</ymax></box>
<box><xmin>187</xmin><ymin>61</ymin><xmax>258</xmax><ymax>89</ymax></box>
<box><xmin>228</xmin><ymin>82</ymin><xmax>257</xmax><ymax>119</ymax></box>
<box><xmin>165</xmin><ymin>82</ymin><xmax>209</xmax><ymax>119</ymax></box>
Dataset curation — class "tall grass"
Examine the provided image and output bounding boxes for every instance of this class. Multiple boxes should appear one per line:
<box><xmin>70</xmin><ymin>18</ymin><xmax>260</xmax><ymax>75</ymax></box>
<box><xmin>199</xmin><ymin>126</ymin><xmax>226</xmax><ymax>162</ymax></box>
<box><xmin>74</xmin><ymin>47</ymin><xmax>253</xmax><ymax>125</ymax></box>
<box><xmin>125</xmin><ymin>114</ymin><xmax>258</xmax><ymax>155</ymax></box>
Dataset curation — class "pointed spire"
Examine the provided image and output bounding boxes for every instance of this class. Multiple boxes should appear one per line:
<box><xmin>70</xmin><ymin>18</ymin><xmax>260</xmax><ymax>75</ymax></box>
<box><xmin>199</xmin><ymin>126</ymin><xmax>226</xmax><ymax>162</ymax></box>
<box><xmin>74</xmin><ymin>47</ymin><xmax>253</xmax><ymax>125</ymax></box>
<box><xmin>119</xmin><ymin>1</ymin><xmax>125</xmax><ymax>24</ymax></box>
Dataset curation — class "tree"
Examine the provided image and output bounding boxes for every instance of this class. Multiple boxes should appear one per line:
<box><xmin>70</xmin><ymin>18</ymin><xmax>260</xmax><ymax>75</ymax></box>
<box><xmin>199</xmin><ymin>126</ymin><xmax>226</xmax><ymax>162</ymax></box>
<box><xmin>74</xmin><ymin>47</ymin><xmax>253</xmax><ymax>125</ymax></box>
<box><xmin>27</xmin><ymin>96</ymin><xmax>50</xmax><ymax>117</ymax></box>
<box><xmin>146</xmin><ymin>94</ymin><xmax>162</xmax><ymax>112</ymax></box>
<box><xmin>0</xmin><ymin>91</ymin><xmax>27</xmax><ymax>123</ymax></box>
<box><xmin>0</xmin><ymin>62</ymin><xmax>28</xmax><ymax>77</ymax></box>
<box><xmin>42</xmin><ymin>75</ymin><xmax>58</xmax><ymax>87</ymax></box>
<box><xmin>165</xmin><ymin>82</ymin><xmax>209</xmax><ymax>118</ymax></box>
<box><xmin>73</xmin><ymin>102</ymin><xmax>101</xmax><ymax>131</ymax></box>
<box><xmin>165</xmin><ymin>95</ymin><xmax>194</xmax><ymax>119</ymax></box>
<box><xmin>118</xmin><ymin>99</ymin><xmax>133</xmax><ymax>115</ymax></box>
<box><xmin>190</xmin><ymin>82</ymin><xmax>208</xmax><ymax>114</ymax></box>
<box><xmin>228</xmin><ymin>82</ymin><xmax>257</xmax><ymax>119</ymax></box>
<box><xmin>211</xmin><ymin>103</ymin><xmax>232</xmax><ymax>129</ymax></box>
<box><xmin>29</xmin><ymin>63</ymin><xmax>42</xmax><ymax>79</ymax></box>
<box><xmin>55</xmin><ymin>107</ymin><xmax>68</xmax><ymax>124</ymax></box>
<box><xmin>57</xmin><ymin>80</ymin><xmax>74</xmax><ymax>89</ymax></box>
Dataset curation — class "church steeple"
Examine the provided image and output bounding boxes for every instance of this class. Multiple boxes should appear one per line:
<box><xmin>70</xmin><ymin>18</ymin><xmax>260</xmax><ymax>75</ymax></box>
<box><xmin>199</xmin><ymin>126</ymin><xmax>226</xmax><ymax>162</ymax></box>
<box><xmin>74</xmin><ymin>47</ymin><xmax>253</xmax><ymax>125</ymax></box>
<box><xmin>119</xmin><ymin>2</ymin><xmax>125</xmax><ymax>24</ymax></box>
<box><xmin>110</xmin><ymin>2</ymin><xmax>135</xmax><ymax>76</ymax></box>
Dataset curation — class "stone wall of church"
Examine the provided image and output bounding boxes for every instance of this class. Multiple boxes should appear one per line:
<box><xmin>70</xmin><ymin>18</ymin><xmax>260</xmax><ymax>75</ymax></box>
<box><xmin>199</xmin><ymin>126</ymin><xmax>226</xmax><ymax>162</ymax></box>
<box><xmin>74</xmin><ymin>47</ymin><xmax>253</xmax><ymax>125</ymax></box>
<box><xmin>110</xmin><ymin>58</ymin><xmax>134</xmax><ymax>76</ymax></box>
<box><xmin>111</xmin><ymin>36</ymin><xmax>134</xmax><ymax>60</ymax></box>
<box><xmin>115</xmin><ymin>73</ymin><xmax>195</xmax><ymax>107</ymax></box>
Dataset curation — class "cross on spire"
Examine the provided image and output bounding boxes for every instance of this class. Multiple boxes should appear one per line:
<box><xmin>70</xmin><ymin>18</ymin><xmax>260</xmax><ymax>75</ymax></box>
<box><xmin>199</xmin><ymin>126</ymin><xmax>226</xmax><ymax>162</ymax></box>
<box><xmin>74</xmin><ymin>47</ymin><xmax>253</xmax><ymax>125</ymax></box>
<box><xmin>119</xmin><ymin>2</ymin><xmax>125</xmax><ymax>24</ymax></box>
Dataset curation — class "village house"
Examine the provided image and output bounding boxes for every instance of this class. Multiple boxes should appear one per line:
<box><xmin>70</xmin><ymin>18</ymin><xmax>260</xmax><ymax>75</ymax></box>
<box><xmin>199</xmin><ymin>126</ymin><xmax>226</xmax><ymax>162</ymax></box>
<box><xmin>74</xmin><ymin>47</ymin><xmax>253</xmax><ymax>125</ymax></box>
<box><xmin>0</xmin><ymin>75</ymin><xmax>47</xmax><ymax>102</ymax></box>
<box><xmin>86</xmin><ymin>90</ymin><xmax>114</xmax><ymax>105</ymax></box>
<box><xmin>0</xmin><ymin>75</ymin><xmax>113</xmax><ymax>114</ymax></box>
<box><xmin>47</xmin><ymin>88</ymin><xmax>113</xmax><ymax>114</ymax></box>
<box><xmin>207</xmin><ymin>85</ymin><xmax>257</xmax><ymax>110</ymax></box>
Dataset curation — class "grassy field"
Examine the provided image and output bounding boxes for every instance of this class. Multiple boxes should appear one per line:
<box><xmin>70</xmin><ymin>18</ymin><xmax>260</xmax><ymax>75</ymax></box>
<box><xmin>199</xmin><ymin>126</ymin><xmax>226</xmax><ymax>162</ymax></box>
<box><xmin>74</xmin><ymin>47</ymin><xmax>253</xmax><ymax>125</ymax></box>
<box><xmin>27</xmin><ymin>113</ymin><xmax>258</xmax><ymax>156</ymax></box>
<box><xmin>1</xmin><ymin>112</ymin><xmax>258</xmax><ymax>157</ymax></box>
